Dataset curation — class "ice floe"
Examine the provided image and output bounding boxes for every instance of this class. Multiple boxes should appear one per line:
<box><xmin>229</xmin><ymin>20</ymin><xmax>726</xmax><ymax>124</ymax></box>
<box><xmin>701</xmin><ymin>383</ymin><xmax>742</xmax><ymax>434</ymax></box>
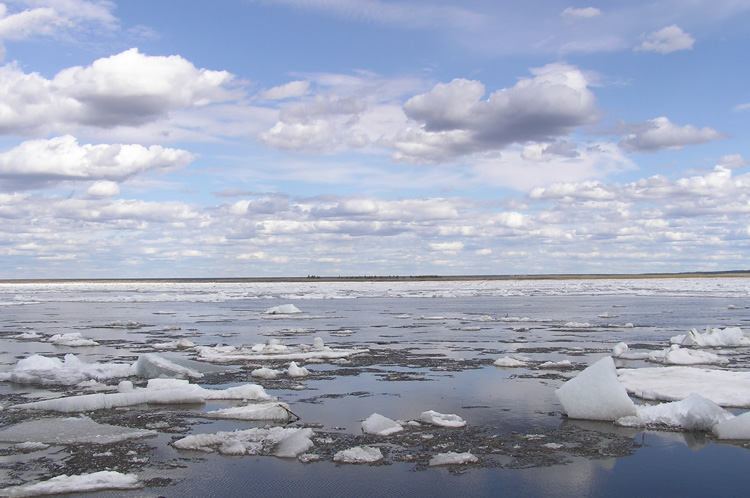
<box><xmin>617</xmin><ymin>366</ymin><xmax>750</xmax><ymax>408</ymax></box>
<box><xmin>712</xmin><ymin>412</ymin><xmax>750</xmax><ymax>440</ymax></box>
<box><xmin>265</xmin><ymin>304</ymin><xmax>302</xmax><ymax>315</ymax></box>
<box><xmin>12</xmin><ymin>378</ymin><xmax>272</xmax><ymax>413</ymax></box>
<box><xmin>287</xmin><ymin>361</ymin><xmax>310</xmax><ymax>378</ymax></box>
<box><xmin>646</xmin><ymin>345</ymin><xmax>728</xmax><ymax>366</ymax></box>
<box><xmin>615</xmin><ymin>393</ymin><xmax>733</xmax><ymax>431</ymax></box>
<box><xmin>555</xmin><ymin>356</ymin><xmax>637</xmax><ymax>421</ymax></box>
<box><xmin>0</xmin><ymin>416</ymin><xmax>156</xmax><ymax>445</ymax></box>
<box><xmin>362</xmin><ymin>413</ymin><xmax>404</xmax><ymax>436</ymax></box>
<box><xmin>493</xmin><ymin>356</ymin><xmax>531</xmax><ymax>368</ymax></box>
<box><xmin>0</xmin><ymin>354</ymin><xmax>135</xmax><ymax>386</ymax></box>
<box><xmin>251</xmin><ymin>367</ymin><xmax>282</xmax><ymax>379</ymax></box>
<box><xmin>152</xmin><ymin>339</ymin><xmax>195</xmax><ymax>350</ymax></box>
<box><xmin>203</xmin><ymin>402</ymin><xmax>295</xmax><ymax>422</ymax></box>
<box><xmin>195</xmin><ymin>338</ymin><xmax>367</xmax><ymax>363</ymax></box>
<box><xmin>420</xmin><ymin>410</ymin><xmax>466</xmax><ymax>428</ymax></box>
<box><xmin>135</xmin><ymin>353</ymin><xmax>203</xmax><ymax>379</ymax></box>
<box><xmin>670</xmin><ymin>326</ymin><xmax>749</xmax><ymax>347</ymax></box>
<box><xmin>172</xmin><ymin>427</ymin><xmax>314</xmax><ymax>458</ymax></box>
<box><xmin>333</xmin><ymin>446</ymin><xmax>383</xmax><ymax>464</ymax></box>
<box><xmin>1</xmin><ymin>471</ymin><xmax>141</xmax><ymax>497</ymax></box>
<box><xmin>48</xmin><ymin>332</ymin><xmax>99</xmax><ymax>347</ymax></box>
<box><xmin>429</xmin><ymin>452</ymin><xmax>478</xmax><ymax>466</ymax></box>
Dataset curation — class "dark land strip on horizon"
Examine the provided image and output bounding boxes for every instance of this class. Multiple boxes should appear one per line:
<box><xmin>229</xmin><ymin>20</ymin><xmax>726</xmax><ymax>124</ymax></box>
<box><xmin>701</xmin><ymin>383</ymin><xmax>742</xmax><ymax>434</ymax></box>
<box><xmin>1</xmin><ymin>270</ymin><xmax>749</xmax><ymax>284</ymax></box>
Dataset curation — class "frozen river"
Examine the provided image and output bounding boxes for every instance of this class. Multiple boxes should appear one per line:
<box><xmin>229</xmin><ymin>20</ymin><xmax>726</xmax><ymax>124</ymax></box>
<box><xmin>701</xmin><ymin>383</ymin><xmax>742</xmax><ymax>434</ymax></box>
<box><xmin>1</xmin><ymin>278</ymin><xmax>750</xmax><ymax>496</ymax></box>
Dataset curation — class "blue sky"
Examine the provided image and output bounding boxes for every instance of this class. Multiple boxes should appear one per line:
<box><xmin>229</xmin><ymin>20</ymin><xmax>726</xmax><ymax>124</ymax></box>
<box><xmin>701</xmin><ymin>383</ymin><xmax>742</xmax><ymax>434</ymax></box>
<box><xmin>0</xmin><ymin>0</ymin><xmax>749</xmax><ymax>278</ymax></box>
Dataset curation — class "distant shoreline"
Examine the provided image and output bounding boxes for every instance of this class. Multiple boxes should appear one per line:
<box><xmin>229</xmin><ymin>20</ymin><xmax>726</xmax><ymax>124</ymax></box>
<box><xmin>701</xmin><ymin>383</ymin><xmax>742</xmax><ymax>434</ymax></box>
<box><xmin>2</xmin><ymin>270</ymin><xmax>749</xmax><ymax>284</ymax></box>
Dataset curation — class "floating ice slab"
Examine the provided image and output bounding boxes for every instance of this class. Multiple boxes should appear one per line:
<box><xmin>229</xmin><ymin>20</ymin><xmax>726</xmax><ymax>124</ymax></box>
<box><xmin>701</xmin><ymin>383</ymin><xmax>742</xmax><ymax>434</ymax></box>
<box><xmin>135</xmin><ymin>353</ymin><xmax>203</xmax><ymax>379</ymax></box>
<box><xmin>196</xmin><ymin>338</ymin><xmax>367</xmax><ymax>363</ymax></box>
<box><xmin>647</xmin><ymin>345</ymin><xmax>727</xmax><ymax>366</ymax></box>
<box><xmin>616</xmin><ymin>393</ymin><xmax>733</xmax><ymax>431</ymax></box>
<box><xmin>420</xmin><ymin>410</ymin><xmax>466</xmax><ymax>428</ymax></box>
<box><xmin>265</xmin><ymin>304</ymin><xmax>302</xmax><ymax>314</ymax></box>
<box><xmin>251</xmin><ymin>367</ymin><xmax>282</xmax><ymax>379</ymax></box>
<box><xmin>362</xmin><ymin>413</ymin><xmax>403</xmax><ymax>436</ymax></box>
<box><xmin>712</xmin><ymin>412</ymin><xmax>750</xmax><ymax>440</ymax></box>
<box><xmin>333</xmin><ymin>446</ymin><xmax>383</xmax><ymax>464</ymax></box>
<box><xmin>0</xmin><ymin>416</ymin><xmax>156</xmax><ymax>445</ymax></box>
<box><xmin>203</xmin><ymin>402</ymin><xmax>293</xmax><ymax>422</ymax></box>
<box><xmin>0</xmin><ymin>354</ymin><xmax>136</xmax><ymax>386</ymax></box>
<box><xmin>555</xmin><ymin>356</ymin><xmax>637</xmax><ymax>421</ymax></box>
<box><xmin>287</xmin><ymin>361</ymin><xmax>309</xmax><ymax>378</ymax></box>
<box><xmin>618</xmin><ymin>366</ymin><xmax>750</xmax><ymax>408</ymax></box>
<box><xmin>48</xmin><ymin>332</ymin><xmax>100</xmax><ymax>347</ymax></box>
<box><xmin>429</xmin><ymin>452</ymin><xmax>478</xmax><ymax>466</ymax></box>
<box><xmin>2</xmin><ymin>471</ymin><xmax>141</xmax><ymax>497</ymax></box>
<box><xmin>670</xmin><ymin>326</ymin><xmax>748</xmax><ymax>347</ymax></box>
<box><xmin>172</xmin><ymin>427</ymin><xmax>314</xmax><ymax>458</ymax></box>
<box><xmin>12</xmin><ymin>379</ymin><xmax>272</xmax><ymax>413</ymax></box>
<box><xmin>493</xmin><ymin>356</ymin><xmax>530</xmax><ymax>367</ymax></box>
<box><xmin>152</xmin><ymin>339</ymin><xmax>195</xmax><ymax>350</ymax></box>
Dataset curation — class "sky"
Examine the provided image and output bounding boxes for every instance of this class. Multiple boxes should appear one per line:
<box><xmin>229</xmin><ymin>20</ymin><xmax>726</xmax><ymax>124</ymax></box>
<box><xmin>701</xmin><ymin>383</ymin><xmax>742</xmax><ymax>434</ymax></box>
<box><xmin>0</xmin><ymin>0</ymin><xmax>749</xmax><ymax>278</ymax></box>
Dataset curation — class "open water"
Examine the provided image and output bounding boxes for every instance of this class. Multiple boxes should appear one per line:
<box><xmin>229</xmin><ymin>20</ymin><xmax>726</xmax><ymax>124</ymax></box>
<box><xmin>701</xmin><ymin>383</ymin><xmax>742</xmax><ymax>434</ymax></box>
<box><xmin>1</xmin><ymin>278</ymin><xmax>750</xmax><ymax>497</ymax></box>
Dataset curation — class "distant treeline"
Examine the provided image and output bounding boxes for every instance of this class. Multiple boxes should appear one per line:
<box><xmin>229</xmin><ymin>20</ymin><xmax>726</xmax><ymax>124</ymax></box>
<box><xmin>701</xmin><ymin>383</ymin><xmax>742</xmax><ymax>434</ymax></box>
<box><xmin>3</xmin><ymin>270</ymin><xmax>749</xmax><ymax>284</ymax></box>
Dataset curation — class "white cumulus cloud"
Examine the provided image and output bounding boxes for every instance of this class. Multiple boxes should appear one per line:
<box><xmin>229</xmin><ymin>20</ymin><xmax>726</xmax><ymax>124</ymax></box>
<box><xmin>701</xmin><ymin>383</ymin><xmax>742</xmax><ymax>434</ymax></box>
<box><xmin>0</xmin><ymin>48</ymin><xmax>239</xmax><ymax>135</ymax></box>
<box><xmin>0</xmin><ymin>135</ymin><xmax>196</xmax><ymax>190</ymax></box>
<box><xmin>636</xmin><ymin>25</ymin><xmax>694</xmax><ymax>54</ymax></box>
<box><xmin>619</xmin><ymin>117</ymin><xmax>724</xmax><ymax>153</ymax></box>
<box><xmin>560</xmin><ymin>7</ymin><xmax>602</xmax><ymax>19</ymax></box>
<box><xmin>393</xmin><ymin>63</ymin><xmax>600</xmax><ymax>162</ymax></box>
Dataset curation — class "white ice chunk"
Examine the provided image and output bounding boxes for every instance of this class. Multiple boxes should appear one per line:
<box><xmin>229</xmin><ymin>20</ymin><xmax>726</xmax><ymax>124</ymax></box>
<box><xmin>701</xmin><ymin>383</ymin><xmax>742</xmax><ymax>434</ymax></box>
<box><xmin>0</xmin><ymin>354</ymin><xmax>135</xmax><ymax>386</ymax></box>
<box><xmin>618</xmin><ymin>366</ymin><xmax>750</xmax><ymax>407</ymax></box>
<box><xmin>713</xmin><ymin>412</ymin><xmax>750</xmax><ymax>440</ymax></box>
<box><xmin>670</xmin><ymin>326</ymin><xmax>747</xmax><ymax>347</ymax></box>
<box><xmin>273</xmin><ymin>428</ymin><xmax>315</xmax><ymax>458</ymax></box>
<box><xmin>539</xmin><ymin>360</ymin><xmax>572</xmax><ymax>369</ymax></box>
<box><xmin>493</xmin><ymin>356</ymin><xmax>530</xmax><ymax>367</ymax></box>
<box><xmin>612</xmin><ymin>342</ymin><xmax>629</xmax><ymax>357</ymax></box>
<box><xmin>251</xmin><ymin>367</ymin><xmax>282</xmax><ymax>379</ymax></box>
<box><xmin>333</xmin><ymin>446</ymin><xmax>383</xmax><ymax>464</ymax></box>
<box><xmin>195</xmin><ymin>340</ymin><xmax>367</xmax><ymax>363</ymax></box>
<box><xmin>203</xmin><ymin>402</ymin><xmax>293</xmax><ymax>422</ymax></box>
<box><xmin>2</xmin><ymin>471</ymin><xmax>141</xmax><ymax>497</ymax></box>
<box><xmin>48</xmin><ymin>332</ymin><xmax>99</xmax><ymax>347</ymax></box>
<box><xmin>313</xmin><ymin>337</ymin><xmax>325</xmax><ymax>350</ymax></box>
<box><xmin>420</xmin><ymin>410</ymin><xmax>466</xmax><ymax>428</ymax></box>
<box><xmin>555</xmin><ymin>356</ymin><xmax>637</xmax><ymax>421</ymax></box>
<box><xmin>287</xmin><ymin>362</ymin><xmax>309</xmax><ymax>378</ymax></box>
<box><xmin>362</xmin><ymin>413</ymin><xmax>404</xmax><ymax>436</ymax></box>
<box><xmin>265</xmin><ymin>304</ymin><xmax>302</xmax><ymax>314</ymax></box>
<box><xmin>647</xmin><ymin>345</ymin><xmax>727</xmax><ymax>365</ymax></box>
<box><xmin>135</xmin><ymin>353</ymin><xmax>203</xmax><ymax>379</ymax></box>
<box><xmin>0</xmin><ymin>416</ymin><xmax>156</xmax><ymax>445</ymax></box>
<box><xmin>152</xmin><ymin>339</ymin><xmax>195</xmax><ymax>350</ymax></box>
<box><xmin>13</xmin><ymin>332</ymin><xmax>42</xmax><ymax>340</ymax></box>
<box><xmin>173</xmin><ymin>426</ymin><xmax>313</xmax><ymax>458</ymax></box>
<box><xmin>616</xmin><ymin>393</ymin><xmax>733</xmax><ymax>430</ymax></box>
<box><xmin>429</xmin><ymin>451</ymin><xmax>478</xmax><ymax>466</ymax></box>
<box><xmin>13</xmin><ymin>379</ymin><xmax>272</xmax><ymax>413</ymax></box>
